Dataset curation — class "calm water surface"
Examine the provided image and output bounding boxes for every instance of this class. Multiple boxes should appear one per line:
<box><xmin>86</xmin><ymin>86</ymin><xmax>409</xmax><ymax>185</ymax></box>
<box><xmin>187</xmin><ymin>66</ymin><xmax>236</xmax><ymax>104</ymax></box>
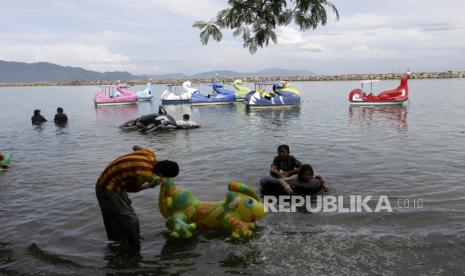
<box><xmin>1</xmin><ymin>79</ymin><xmax>465</xmax><ymax>275</ymax></box>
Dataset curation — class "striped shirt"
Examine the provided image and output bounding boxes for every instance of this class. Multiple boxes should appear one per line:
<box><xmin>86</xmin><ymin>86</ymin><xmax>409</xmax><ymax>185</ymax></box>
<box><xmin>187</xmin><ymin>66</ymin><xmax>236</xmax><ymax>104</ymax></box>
<box><xmin>97</xmin><ymin>148</ymin><xmax>157</xmax><ymax>192</ymax></box>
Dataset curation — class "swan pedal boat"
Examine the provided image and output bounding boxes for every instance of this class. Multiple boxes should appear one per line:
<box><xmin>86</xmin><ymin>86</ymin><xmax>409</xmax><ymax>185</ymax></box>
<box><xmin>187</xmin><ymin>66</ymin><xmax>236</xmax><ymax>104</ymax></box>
<box><xmin>94</xmin><ymin>84</ymin><xmax>138</xmax><ymax>106</ymax></box>
<box><xmin>233</xmin><ymin>79</ymin><xmax>252</xmax><ymax>100</ymax></box>
<box><xmin>348</xmin><ymin>74</ymin><xmax>409</xmax><ymax>105</ymax></box>
<box><xmin>160</xmin><ymin>81</ymin><xmax>195</xmax><ymax>105</ymax></box>
<box><xmin>191</xmin><ymin>83</ymin><xmax>236</xmax><ymax>105</ymax></box>
<box><xmin>136</xmin><ymin>81</ymin><xmax>154</xmax><ymax>101</ymax></box>
<box><xmin>244</xmin><ymin>81</ymin><xmax>301</xmax><ymax>108</ymax></box>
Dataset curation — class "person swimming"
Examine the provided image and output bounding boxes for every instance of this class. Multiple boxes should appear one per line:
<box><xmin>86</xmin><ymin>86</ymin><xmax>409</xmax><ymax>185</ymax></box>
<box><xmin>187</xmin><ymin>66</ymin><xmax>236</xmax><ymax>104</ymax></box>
<box><xmin>31</xmin><ymin>109</ymin><xmax>47</xmax><ymax>125</ymax></box>
<box><xmin>279</xmin><ymin>164</ymin><xmax>329</xmax><ymax>195</ymax></box>
<box><xmin>176</xmin><ymin>114</ymin><xmax>200</xmax><ymax>128</ymax></box>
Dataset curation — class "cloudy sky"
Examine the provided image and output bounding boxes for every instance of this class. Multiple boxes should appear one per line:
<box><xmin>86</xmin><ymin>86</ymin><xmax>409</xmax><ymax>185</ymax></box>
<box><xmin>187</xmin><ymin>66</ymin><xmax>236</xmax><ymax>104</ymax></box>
<box><xmin>1</xmin><ymin>0</ymin><xmax>464</xmax><ymax>75</ymax></box>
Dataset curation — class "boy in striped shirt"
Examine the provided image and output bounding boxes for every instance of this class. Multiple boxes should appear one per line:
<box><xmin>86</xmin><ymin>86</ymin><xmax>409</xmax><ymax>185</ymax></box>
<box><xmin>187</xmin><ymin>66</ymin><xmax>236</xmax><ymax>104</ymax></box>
<box><xmin>96</xmin><ymin>146</ymin><xmax>179</xmax><ymax>247</ymax></box>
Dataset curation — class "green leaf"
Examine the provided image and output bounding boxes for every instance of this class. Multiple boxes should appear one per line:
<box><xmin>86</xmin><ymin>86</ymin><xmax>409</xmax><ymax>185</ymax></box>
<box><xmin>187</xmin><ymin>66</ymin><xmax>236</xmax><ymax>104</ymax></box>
<box><xmin>193</xmin><ymin>0</ymin><xmax>339</xmax><ymax>54</ymax></box>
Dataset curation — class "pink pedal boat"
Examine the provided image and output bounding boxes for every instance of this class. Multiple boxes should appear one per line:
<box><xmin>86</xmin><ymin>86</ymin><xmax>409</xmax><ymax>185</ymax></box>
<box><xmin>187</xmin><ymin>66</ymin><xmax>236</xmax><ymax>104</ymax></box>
<box><xmin>94</xmin><ymin>83</ymin><xmax>138</xmax><ymax>106</ymax></box>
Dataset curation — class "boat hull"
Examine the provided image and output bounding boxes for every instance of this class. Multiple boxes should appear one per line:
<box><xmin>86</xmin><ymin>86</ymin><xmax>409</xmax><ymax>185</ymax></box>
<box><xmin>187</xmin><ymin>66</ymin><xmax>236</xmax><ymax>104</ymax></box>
<box><xmin>246</xmin><ymin>103</ymin><xmax>301</xmax><ymax>109</ymax></box>
<box><xmin>190</xmin><ymin>90</ymin><xmax>236</xmax><ymax>106</ymax></box>
<box><xmin>95</xmin><ymin>101</ymin><xmax>137</xmax><ymax>106</ymax></box>
<box><xmin>191</xmin><ymin>101</ymin><xmax>235</xmax><ymax>106</ymax></box>
<box><xmin>244</xmin><ymin>91</ymin><xmax>301</xmax><ymax>108</ymax></box>
<box><xmin>161</xmin><ymin>99</ymin><xmax>191</xmax><ymax>105</ymax></box>
<box><xmin>349</xmin><ymin>99</ymin><xmax>408</xmax><ymax>106</ymax></box>
<box><xmin>138</xmin><ymin>97</ymin><xmax>153</xmax><ymax>101</ymax></box>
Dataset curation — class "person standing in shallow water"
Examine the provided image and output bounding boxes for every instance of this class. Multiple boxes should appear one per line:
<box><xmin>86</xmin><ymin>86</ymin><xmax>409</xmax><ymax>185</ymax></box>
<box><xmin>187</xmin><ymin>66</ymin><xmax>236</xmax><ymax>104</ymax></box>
<box><xmin>95</xmin><ymin>146</ymin><xmax>179</xmax><ymax>248</ymax></box>
<box><xmin>31</xmin><ymin>109</ymin><xmax>47</xmax><ymax>125</ymax></box>
<box><xmin>54</xmin><ymin>107</ymin><xmax>68</xmax><ymax>125</ymax></box>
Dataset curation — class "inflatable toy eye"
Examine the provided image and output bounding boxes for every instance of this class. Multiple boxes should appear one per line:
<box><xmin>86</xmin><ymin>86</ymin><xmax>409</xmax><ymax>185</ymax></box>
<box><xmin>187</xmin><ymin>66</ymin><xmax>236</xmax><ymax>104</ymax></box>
<box><xmin>245</xmin><ymin>198</ymin><xmax>254</xmax><ymax>209</ymax></box>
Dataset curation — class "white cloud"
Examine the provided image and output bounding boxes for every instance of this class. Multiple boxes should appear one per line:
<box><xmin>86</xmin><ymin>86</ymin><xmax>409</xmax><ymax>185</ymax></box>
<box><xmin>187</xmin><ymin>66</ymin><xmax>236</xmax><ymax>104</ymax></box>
<box><xmin>110</xmin><ymin>0</ymin><xmax>223</xmax><ymax>19</ymax></box>
<box><xmin>0</xmin><ymin>44</ymin><xmax>130</xmax><ymax>72</ymax></box>
<box><xmin>338</xmin><ymin>13</ymin><xmax>394</xmax><ymax>29</ymax></box>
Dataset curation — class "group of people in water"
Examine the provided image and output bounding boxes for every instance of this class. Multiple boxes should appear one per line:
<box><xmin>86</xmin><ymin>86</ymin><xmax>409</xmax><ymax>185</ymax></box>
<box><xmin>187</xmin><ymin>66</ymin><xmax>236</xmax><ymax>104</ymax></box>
<box><xmin>31</xmin><ymin>107</ymin><xmax>68</xmax><ymax>125</ymax></box>
<box><xmin>95</xmin><ymin>144</ymin><xmax>328</xmax><ymax>247</ymax></box>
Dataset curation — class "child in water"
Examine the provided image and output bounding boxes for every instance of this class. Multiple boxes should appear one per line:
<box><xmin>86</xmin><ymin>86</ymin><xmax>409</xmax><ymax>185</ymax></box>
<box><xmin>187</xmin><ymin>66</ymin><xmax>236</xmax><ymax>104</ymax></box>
<box><xmin>176</xmin><ymin>114</ymin><xmax>200</xmax><ymax>128</ymax></box>
<box><xmin>270</xmin><ymin>144</ymin><xmax>301</xmax><ymax>178</ymax></box>
<box><xmin>0</xmin><ymin>152</ymin><xmax>9</xmax><ymax>169</ymax></box>
<box><xmin>279</xmin><ymin>164</ymin><xmax>329</xmax><ymax>195</ymax></box>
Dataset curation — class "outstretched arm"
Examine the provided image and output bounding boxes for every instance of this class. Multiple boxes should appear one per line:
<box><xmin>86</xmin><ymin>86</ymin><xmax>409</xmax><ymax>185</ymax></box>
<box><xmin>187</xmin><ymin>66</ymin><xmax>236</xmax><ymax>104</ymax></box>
<box><xmin>315</xmin><ymin>174</ymin><xmax>329</xmax><ymax>192</ymax></box>
<box><xmin>126</xmin><ymin>175</ymin><xmax>161</xmax><ymax>193</ymax></box>
<box><xmin>279</xmin><ymin>175</ymin><xmax>296</xmax><ymax>195</ymax></box>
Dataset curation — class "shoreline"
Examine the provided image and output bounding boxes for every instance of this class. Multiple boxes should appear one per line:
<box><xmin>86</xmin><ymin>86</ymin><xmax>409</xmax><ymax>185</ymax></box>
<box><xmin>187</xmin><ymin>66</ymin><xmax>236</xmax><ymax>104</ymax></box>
<box><xmin>0</xmin><ymin>70</ymin><xmax>464</xmax><ymax>87</ymax></box>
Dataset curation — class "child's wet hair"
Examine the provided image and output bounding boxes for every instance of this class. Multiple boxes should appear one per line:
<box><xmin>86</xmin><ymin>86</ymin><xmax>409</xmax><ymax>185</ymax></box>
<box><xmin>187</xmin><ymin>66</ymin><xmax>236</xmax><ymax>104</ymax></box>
<box><xmin>183</xmin><ymin>114</ymin><xmax>190</xmax><ymax>120</ymax></box>
<box><xmin>277</xmin><ymin>144</ymin><xmax>290</xmax><ymax>153</ymax></box>
<box><xmin>153</xmin><ymin>160</ymin><xmax>179</xmax><ymax>177</ymax></box>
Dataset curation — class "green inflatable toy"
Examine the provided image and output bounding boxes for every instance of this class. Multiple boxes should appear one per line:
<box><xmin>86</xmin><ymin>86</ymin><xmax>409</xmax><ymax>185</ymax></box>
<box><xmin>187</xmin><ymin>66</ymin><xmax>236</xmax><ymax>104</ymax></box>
<box><xmin>159</xmin><ymin>177</ymin><xmax>266</xmax><ymax>239</ymax></box>
<box><xmin>0</xmin><ymin>154</ymin><xmax>11</xmax><ymax>173</ymax></box>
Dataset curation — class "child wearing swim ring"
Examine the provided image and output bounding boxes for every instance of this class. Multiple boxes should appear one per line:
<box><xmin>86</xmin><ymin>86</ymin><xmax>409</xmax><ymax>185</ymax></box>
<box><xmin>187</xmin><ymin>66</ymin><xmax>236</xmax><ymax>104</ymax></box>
<box><xmin>279</xmin><ymin>164</ymin><xmax>329</xmax><ymax>195</ymax></box>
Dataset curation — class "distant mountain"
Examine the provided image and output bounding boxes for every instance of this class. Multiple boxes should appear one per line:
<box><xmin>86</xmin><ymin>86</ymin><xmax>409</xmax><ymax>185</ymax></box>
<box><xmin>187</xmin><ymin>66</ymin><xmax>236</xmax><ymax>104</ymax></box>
<box><xmin>147</xmin><ymin>73</ymin><xmax>188</xmax><ymax>80</ymax></box>
<box><xmin>192</xmin><ymin>70</ymin><xmax>249</xmax><ymax>78</ymax></box>
<box><xmin>254</xmin><ymin>67</ymin><xmax>316</xmax><ymax>77</ymax></box>
<box><xmin>0</xmin><ymin>60</ymin><xmax>316</xmax><ymax>83</ymax></box>
<box><xmin>190</xmin><ymin>68</ymin><xmax>315</xmax><ymax>78</ymax></box>
<box><xmin>0</xmin><ymin>60</ymin><xmax>138</xmax><ymax>82</ymax></box>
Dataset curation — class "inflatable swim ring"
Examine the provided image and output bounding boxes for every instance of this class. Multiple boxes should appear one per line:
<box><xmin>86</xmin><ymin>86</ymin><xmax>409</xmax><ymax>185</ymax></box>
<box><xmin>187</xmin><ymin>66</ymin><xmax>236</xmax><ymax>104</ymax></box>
<box><xmin>0</xmin><ymin>154</ymin><xmax>12</xmax><ymax>173</ymax></box>
<box><xmin>260</xmin><ymin>176</ymin><xmax>323</xmax><ymax>196</ymax></box>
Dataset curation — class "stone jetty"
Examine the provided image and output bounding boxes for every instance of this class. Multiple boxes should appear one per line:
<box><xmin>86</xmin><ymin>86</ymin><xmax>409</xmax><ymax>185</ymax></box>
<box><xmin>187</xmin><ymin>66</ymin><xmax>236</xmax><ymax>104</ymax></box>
<box><xmin>0</xmin><ymin>70</ymin><xmax>464</xmax><ymax>87</ymax></box>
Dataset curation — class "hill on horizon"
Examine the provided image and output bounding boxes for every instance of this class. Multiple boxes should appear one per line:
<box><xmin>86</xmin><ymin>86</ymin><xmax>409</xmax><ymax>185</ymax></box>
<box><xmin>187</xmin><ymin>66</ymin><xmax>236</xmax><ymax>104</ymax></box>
<box><xmin>0</xmin><ymin>60</ymin><xmax>137</xmax><ymax>82</ymax></box>
<box><xmin>0</xmin><ymin>60</ymin><xmax>316</xmax><ymax>82</ymax></box>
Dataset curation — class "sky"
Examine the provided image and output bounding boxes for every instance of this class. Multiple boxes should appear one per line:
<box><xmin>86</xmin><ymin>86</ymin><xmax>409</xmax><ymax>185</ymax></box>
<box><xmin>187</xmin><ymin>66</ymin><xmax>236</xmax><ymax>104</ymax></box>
<box><xmin>1</xmin><ymin>0</ymin><xmax>464</xmax><ymax>75</ymax></box>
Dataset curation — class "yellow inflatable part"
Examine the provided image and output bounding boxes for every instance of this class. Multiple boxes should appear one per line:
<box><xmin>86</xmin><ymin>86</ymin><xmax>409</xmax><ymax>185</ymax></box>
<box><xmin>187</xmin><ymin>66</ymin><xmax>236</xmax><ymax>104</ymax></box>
<box><xmin>277</xmin><ymin>81</ymin><xmax>300</xmax><ymax>96</ymax></box>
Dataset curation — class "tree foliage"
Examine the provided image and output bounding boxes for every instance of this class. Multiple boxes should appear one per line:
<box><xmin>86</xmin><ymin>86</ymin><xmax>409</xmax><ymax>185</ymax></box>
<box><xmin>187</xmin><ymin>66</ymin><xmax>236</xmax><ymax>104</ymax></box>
<box><xmin>193</xmin><ymin>0</ymin><xmax>339</xmax><ymax>54</ymax></box>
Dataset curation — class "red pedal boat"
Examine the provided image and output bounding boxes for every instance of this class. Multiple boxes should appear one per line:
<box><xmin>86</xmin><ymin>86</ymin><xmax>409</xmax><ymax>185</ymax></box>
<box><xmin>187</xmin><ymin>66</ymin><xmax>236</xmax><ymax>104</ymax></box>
<box><xmin>349</xmin><ymin>73</ymin><xmax>409</xmax><ymax>105</ymax></box>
